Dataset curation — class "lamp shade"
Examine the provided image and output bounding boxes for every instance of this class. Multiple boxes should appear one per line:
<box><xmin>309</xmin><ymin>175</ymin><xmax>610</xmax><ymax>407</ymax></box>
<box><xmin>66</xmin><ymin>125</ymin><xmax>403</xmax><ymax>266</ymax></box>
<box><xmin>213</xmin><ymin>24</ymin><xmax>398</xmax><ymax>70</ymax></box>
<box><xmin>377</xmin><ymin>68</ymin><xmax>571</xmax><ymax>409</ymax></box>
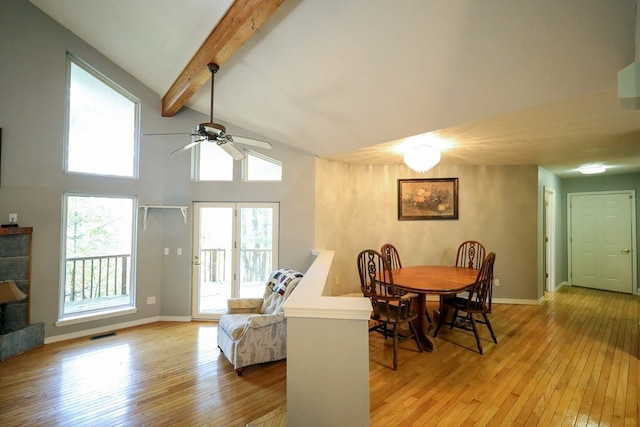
<box><xmin>403</xmin><ymin>144</ymin><xmax>441</xmax><ymax>173</ymax></box>
<box><xmin>0</xmin><ymin>280</ymin><xmax>27</xmax><ymax>304</ymax></box>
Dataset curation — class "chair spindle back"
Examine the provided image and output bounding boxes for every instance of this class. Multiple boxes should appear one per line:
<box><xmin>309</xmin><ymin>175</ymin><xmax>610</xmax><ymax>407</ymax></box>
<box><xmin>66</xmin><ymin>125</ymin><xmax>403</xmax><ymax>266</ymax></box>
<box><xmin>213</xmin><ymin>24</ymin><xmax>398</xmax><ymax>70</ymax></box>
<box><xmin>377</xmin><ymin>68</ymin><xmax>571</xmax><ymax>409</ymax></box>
<box><xmin>380</xmin><ymin>243</ymin><xmax>402</xmax><ymax>270</ymax></box>
<box><xmin>455</xmin><ymin>240</ymin><xmax>486</xmax><ymax>269</ymax></box>
<box><xmin>357</xmin><ymin>249</ymin><xmax>411</xmax><ymax>321</ymax></box>
<box><xmin>466</xmin><ymin>252</ymin><xmax>496</xmax><ymax>313</ymax></box>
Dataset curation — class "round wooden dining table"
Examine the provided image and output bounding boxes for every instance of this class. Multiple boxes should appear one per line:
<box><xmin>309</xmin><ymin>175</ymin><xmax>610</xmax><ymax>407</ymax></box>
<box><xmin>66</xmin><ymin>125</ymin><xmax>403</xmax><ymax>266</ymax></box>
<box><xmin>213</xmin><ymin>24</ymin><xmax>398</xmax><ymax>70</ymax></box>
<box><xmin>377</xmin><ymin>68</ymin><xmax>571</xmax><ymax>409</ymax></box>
<box><xmin>392</xmin><ymin>265</ymin><xmax>479</xmax><ymax>352</ymax></box>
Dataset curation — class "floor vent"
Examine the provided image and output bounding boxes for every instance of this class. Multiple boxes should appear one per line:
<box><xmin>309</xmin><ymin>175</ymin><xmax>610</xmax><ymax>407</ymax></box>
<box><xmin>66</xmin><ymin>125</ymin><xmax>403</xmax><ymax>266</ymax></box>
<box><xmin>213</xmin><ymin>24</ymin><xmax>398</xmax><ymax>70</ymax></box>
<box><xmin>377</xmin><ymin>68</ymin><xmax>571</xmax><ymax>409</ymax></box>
<box><xmin>90</xmin><ymin>332</ymin><xmax>116</xmax><ymax>340</ymax></box>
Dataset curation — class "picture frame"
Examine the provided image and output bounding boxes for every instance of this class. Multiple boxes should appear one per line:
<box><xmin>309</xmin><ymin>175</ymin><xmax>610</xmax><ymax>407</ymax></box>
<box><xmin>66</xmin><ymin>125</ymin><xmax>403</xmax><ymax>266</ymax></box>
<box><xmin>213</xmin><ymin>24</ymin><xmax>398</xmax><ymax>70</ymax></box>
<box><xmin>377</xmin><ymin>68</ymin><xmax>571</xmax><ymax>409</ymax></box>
<box><xmin>398</xmin><ymin>178</ymin><xmax>459</xmax><ymax>220</ymax></box>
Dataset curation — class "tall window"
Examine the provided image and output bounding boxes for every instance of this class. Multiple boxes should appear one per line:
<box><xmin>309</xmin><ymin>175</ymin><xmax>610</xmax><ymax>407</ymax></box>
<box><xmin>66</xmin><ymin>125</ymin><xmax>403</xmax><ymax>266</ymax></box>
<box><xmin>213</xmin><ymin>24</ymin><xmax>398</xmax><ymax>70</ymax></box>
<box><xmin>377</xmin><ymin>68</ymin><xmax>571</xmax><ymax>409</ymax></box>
<box><xmin>66</xmin><ymin>54</ymin><xmax>139</xmax><ymax>177</ymax></box>
<box><xmin>59</xmin><ymin>194</ymin><xmax>137</xmax><ymax>322</ymax></box>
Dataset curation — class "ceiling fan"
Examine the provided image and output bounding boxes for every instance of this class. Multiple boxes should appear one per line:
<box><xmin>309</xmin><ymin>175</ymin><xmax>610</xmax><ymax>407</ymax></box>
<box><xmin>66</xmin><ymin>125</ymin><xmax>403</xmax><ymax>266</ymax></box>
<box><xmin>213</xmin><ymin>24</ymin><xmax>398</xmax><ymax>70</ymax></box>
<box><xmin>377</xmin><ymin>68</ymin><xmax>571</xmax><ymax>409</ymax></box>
<box><xmin>145</xmin><ymin>63</ymin><xmax>271</xmax><ymax>159</ymax></box>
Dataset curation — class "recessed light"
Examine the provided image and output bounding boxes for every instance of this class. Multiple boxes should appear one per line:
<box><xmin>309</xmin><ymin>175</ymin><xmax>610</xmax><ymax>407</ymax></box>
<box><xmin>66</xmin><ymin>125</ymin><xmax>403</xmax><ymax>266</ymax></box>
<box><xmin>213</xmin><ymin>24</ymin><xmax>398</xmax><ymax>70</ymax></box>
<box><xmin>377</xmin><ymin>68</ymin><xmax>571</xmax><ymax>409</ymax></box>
<box><xmin>578</xmin><ymin>165</ymin><xmax>606</xmax><ymax>174</ymax></box>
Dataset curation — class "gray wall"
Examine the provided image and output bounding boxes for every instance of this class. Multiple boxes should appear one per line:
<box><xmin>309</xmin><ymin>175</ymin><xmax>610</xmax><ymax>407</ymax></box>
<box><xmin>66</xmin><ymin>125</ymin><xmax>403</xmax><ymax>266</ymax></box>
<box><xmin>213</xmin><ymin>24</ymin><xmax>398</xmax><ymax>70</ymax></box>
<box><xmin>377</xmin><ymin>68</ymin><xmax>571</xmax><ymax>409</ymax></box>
<box><xmin>538</xmin><ymin>167</ymin><xmax>564</xmax><ymax>295</ymax></box>
<box><xmin>561</xmin><ymin>172</ymin><xmax>640</xmax><ymax>288</ymax></box>
<box><xmin>0</xmin><ymin>0</ymin><xmax>316</xmax><ymax>338</ymax></box>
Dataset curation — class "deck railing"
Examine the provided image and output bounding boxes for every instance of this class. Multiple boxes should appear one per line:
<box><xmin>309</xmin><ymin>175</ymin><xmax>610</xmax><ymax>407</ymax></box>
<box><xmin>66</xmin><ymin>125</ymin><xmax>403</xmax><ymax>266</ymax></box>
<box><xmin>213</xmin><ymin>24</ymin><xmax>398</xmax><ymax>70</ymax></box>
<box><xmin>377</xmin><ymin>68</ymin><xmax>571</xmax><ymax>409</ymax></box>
<box><xmin>66</xmin><ymin>248</ymin><xmax>273</xmax><ymax>301</ymax></box>
<box><xmin>65</xmin><ymin>254</ymin><xmax>130</xmax><ymax>301</ymax></box>
<box><xmin>200</xmin><ymin>248</ymin><xmax>226</xmax><ymax>282</ymax></box>
<box><xmin>240</xmin><ymin>248</ymin><xmax>272</xmax><ymax>282</ymax></box>
<box><xmin>200</xmin><ymin>248</ymin><xmax>272</xmax><ymax>283</ymax></box>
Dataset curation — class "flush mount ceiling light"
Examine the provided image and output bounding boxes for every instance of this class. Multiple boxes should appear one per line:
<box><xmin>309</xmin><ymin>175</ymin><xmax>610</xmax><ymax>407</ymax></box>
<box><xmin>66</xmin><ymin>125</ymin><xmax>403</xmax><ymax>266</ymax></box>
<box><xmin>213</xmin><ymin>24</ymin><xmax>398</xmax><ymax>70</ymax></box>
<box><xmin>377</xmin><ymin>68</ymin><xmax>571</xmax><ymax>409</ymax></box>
<box><xmin>578</xmin><ymin>164</ymin><xmax>606</xmax><ymax>175</ymax></box>
<box><xmin>403</xmin><ymin>143</ymin><xmax>441</xmax><ymax>173</ymax></box>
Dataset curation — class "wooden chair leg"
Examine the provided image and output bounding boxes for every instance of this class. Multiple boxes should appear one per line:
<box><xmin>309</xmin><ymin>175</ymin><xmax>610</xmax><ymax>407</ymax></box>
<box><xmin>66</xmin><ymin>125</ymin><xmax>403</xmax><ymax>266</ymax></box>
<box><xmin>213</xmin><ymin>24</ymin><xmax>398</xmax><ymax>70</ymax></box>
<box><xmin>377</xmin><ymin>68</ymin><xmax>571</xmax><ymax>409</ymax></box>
<box><xmin>449</xmin><ymin>308</ymin><xmax>460</xmax><ymax>329</ymax></box>
<box><xmin>408</xmin><ymin>321</ymin><xmax>423</xmax><ymax>353</ymax></box>
<box><xmin>469</xmin><ymin>315</ymin><xmax>483</xmax><ymax>354</ymax></box>
<box><xmin>392</xmin><ymin>324</ymin><xmax>399</xmax><ymax>370</ymax></box>
<box><xmin>483</xmin><ymin>313</ymin><xmax>498</xmax><ymax>343</ymax></box>
<box><xmin>433</xmin><ymin>310</ymin><xmax>446</xmax><ymax>337</ymax></box>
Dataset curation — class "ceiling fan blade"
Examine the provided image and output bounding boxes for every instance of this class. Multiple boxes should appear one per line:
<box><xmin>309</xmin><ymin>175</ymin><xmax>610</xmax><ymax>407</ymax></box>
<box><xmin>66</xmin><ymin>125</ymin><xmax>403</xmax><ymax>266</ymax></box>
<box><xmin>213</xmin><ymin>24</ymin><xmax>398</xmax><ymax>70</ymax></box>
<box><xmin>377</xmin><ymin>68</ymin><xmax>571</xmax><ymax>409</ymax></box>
<box><xmin>218</xmin><ymin>141</ymin><xmax>246</xmax><ymax>160</ymax></box>
<box><xmin>142</xmin><ymin>132</ymin><xmax>197</xmax><ymax>137</ymax></box>
<box><xmin>226</xmin><ymin>135</ymin><xmax>272</xmax><ymax>150</ymax></box>
<box><xmin>171</xmin><ymin>138</ymin><xmax>205</xmax><ymax>155</ymax></box>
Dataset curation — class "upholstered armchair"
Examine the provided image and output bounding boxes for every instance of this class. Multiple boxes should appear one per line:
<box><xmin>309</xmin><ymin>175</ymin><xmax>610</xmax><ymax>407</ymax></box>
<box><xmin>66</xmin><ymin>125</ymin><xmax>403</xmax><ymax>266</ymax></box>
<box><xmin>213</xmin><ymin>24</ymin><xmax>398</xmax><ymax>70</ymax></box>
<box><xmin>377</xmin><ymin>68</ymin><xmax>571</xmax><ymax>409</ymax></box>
<box><xmin>217</xmin><ymin>268</ymin><xmax>304</xmax><ymax>376</ymax></box>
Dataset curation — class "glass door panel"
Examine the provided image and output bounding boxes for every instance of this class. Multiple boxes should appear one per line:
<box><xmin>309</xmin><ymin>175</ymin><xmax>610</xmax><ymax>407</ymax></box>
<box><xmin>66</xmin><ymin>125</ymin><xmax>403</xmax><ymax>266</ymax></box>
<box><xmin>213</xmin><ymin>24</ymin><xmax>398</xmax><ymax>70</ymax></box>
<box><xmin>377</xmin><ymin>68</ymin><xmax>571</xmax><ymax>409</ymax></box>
<box><xmin>193</xmin><ymin>203</ymin><xmax>234</xmax><ymax>318</ymax></box>
<box><xmin>238</xmin><ymin>205</ymin><xmax>278</xmax><ymax>298</ymax></box>
<box><xmin>192</xmin><ymin>202</ymin><xmax>278</xmax><ymax>319</ymax></box>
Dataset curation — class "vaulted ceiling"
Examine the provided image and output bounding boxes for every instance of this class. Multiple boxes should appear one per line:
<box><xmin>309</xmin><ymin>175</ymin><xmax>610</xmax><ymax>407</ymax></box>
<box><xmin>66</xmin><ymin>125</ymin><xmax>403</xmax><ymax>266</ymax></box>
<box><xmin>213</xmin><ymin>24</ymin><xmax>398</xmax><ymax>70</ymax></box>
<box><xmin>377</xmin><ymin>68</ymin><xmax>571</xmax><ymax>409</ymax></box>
<box><xmin>29</xmin><ymin>0</ymin><xmax>640</xmax><ymax>177</ymax></box>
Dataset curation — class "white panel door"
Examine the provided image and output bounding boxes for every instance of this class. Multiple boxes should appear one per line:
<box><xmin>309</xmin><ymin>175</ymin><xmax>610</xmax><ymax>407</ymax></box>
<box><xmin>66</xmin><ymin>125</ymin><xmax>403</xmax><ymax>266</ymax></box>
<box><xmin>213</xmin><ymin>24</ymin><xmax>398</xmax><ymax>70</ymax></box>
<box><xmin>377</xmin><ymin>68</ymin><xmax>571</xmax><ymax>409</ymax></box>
<box><xmin>569</xmin><ymin>192</ymin><xmax>634</xmax><ymax>293</ymax></box>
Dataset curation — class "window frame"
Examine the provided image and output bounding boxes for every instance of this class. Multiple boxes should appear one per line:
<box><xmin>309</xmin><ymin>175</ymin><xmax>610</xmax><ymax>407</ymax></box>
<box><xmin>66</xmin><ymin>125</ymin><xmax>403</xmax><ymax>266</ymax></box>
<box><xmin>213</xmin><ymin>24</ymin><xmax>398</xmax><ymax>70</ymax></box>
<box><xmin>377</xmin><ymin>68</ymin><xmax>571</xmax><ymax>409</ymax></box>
<box><xmin>57</xmin><ymin>192</ymin><xmax>138</xmax><ymax>326</ymax></box>
<box><xmin>242</xmin><ymin>150</ymin><xmax>283</xmax><ymax>182</ymax></box>
<box><xmin>194</xmin><ymin>140</ymin><xmax>234</xmax><ymax>182</ymax></box>
<box><xmin>64</xmin><ymin>53</ymin><xmax>141</xmax><ymax>179</ymax></box>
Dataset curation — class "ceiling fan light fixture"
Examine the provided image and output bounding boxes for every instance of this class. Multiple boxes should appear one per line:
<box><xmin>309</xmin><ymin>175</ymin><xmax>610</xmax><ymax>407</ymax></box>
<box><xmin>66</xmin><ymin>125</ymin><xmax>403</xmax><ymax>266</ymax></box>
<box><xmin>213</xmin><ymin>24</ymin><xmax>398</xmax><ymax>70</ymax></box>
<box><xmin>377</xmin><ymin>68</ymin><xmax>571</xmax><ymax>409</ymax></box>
<box><xmin>403</xmin><ymin>143</ymin><xmax>441</xmax><ymax>173</ymax></box>
<box><xmin>578</xmin><ymin>164</ymin><xmax>606</xmax><ymax>175</ymax></box>
<box><xmin>199</xmin><ymin>122</ymin><xmax>226</xmax><ymax>136</ymax></box>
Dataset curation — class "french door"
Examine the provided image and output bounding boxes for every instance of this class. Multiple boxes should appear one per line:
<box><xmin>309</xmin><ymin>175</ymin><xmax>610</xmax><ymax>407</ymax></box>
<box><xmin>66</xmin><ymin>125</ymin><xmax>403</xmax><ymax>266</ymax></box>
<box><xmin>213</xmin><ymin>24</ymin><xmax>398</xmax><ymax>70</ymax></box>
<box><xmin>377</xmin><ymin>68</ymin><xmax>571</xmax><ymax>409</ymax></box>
<box><xmin>192</xmin><ymin>202</ymin><xmax>279</xmax><ymax>319</ymax></box>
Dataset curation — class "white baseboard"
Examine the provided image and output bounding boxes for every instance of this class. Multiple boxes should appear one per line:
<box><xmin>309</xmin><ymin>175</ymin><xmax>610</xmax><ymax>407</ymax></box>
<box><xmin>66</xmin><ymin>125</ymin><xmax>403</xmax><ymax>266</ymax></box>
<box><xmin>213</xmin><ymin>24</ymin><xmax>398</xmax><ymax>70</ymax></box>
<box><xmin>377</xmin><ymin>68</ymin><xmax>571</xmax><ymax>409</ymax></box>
<box><xmin>44</xmin><ymin>315</ymin><xmax>191</xmax><ymax>344</ymax></box>
<box><xmin>159</xmin><ymin>316</ymin><xmax>192</xmax><ymax>322</ymax></box>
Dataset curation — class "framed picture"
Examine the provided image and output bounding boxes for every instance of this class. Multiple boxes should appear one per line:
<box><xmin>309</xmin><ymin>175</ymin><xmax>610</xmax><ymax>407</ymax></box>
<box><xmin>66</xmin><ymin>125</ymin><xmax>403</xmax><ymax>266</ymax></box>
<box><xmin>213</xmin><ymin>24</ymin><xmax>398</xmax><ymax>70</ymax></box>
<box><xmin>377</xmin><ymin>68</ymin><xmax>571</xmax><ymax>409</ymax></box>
<box><xmin>398</xmin><ymin>178</ymin><xmax>459</xmax><ymax>220</ymax></box>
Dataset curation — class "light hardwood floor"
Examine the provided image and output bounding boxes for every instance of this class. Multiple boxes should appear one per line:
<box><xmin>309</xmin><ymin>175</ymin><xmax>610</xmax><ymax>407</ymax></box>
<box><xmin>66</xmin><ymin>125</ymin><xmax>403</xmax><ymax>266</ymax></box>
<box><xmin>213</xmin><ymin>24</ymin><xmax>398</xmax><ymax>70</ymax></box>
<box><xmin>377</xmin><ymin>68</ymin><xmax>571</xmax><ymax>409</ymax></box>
<box><xmin>0</xmin><ymin>286</ymin><xmax>638</xmax><ymax>426</ymax></box>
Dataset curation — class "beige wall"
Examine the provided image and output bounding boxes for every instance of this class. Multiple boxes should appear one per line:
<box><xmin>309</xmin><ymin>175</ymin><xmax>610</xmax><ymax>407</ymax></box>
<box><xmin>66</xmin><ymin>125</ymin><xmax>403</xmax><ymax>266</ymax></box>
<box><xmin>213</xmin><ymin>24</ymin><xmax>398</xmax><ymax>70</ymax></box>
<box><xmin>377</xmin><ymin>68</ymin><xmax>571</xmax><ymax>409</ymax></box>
<box><xmin>315</xmin><ymin>159</ymin><xmax>540</xmax><ymax>301</ymax></box>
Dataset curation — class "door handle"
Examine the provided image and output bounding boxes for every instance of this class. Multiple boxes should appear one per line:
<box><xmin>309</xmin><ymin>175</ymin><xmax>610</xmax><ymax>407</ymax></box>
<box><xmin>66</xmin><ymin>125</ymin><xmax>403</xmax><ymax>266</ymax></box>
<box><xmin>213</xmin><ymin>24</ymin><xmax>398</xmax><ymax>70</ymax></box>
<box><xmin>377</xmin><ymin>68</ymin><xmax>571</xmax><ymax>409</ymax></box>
<box><xmin>194</xmin><ymin>255</ymin><xmax>201</xmax><ymax>265</ymax></box>
<box><xmin>621</xmin><ymin>249</ymin><xmax>631</xmax><ymax>254</ymax></box>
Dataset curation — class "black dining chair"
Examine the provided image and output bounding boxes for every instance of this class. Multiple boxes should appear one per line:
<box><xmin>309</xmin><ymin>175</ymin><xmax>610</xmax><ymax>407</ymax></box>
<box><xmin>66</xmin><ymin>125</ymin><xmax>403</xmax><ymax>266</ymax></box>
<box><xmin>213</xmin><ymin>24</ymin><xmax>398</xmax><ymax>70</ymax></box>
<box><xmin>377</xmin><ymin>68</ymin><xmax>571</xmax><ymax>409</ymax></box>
<box><xmin>434</xmin><ymin>252</ymin><xmax>497</xmax><ymax>354</ymax></box>
<box><xmin>381</xmin><ymin>243</ymin><xmax>432</xmax><ymax>323</ymax></box>
<box><xmin>442</xmin><ymin>240</ymin><xmax>487</xmax><ymax>315</ymax></box>
<box><xmin>455</xmin><ymin>240</ymin><xmax>486</xmax><ymax>269</ymax></box>
<box><xmin>357</xmin><ymin>249</ymin><xmax>423</xmax><ymax>370</ymax></box>
<box><xmin>380</xmin><ymin>243</ymin><xmax>402</xmax><ymax>270</ymax></box>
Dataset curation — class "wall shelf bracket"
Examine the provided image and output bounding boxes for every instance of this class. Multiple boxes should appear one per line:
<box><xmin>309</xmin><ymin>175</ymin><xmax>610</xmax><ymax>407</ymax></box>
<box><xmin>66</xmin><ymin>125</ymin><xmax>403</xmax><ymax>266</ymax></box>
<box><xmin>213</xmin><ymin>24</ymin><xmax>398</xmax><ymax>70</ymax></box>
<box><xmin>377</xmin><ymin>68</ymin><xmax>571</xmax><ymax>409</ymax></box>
<box><xmin>139</xmin><ymin>205</ymin><xmax>188</xmax><ymax>229</ymax></box>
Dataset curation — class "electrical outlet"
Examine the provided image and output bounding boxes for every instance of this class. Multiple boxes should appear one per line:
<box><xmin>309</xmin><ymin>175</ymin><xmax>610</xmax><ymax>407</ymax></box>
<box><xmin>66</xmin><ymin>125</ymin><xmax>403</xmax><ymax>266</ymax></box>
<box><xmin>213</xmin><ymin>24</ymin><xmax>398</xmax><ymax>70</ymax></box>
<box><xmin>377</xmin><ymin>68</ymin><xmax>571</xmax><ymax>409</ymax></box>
<box><xmin>9</xmin><ymin>213</ymin><xmax>17</xmax><ymax>223</ymax></box>
<box><xmin>163</xmin><ymin>248</ymin><xmax>169</xmax><ymax>255</ymax></box>
<box><xmin>147</xmin><ymin>296</ymin><xmax>156</xmax><ymax>304</ymax></box>
<box><xmin>494</xmin><ymin>279</ymin><xmax>500</xmax><ymax>287</ymax></box>
<box><xmin>177</xmin><ymin>248</ymin><xmax>182</xmax><ymax>255</ymax></box>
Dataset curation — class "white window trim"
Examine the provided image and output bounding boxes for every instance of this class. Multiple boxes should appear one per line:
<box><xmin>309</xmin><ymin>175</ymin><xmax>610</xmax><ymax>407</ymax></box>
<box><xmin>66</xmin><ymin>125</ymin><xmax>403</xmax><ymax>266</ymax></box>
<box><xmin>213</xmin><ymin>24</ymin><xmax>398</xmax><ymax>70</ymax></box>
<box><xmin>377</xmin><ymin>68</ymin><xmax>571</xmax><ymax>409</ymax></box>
<box><xmin>242</xmin><ymin>149</ymin><xmax>283</xmax><ymax>182</ymax></box>
<box><xmin>58</xmin><ymin>192</ymin><xmax>139</xmax><ymax>323</ymax></box>
<box><xmin>64</xmin><ymin>52</ymin><xmax>141</xmax><ymax>179</ymax></box>
<box><xmin>55</xmin><ymin>307</ymin><xmax>137</xmax><ymax>327</ymax></box>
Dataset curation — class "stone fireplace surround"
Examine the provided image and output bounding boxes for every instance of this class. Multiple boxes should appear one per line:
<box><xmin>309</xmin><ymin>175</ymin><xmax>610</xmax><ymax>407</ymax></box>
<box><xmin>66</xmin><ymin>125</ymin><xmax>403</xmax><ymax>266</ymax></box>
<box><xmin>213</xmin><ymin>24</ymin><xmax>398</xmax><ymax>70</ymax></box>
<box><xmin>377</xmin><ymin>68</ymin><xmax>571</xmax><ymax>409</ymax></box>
<box><xmin>0</xmin><ymin>227</ymin><xmax>44</xmax><ymax>361</ymax></box>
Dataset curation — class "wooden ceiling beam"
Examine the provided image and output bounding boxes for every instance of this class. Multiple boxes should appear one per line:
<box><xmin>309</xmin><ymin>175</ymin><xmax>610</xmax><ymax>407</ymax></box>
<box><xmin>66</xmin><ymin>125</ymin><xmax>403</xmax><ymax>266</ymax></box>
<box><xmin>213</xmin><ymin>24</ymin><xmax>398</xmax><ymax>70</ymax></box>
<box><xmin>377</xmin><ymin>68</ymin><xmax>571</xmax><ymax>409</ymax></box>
<box><xmin>161</xmin><ymin>0</ymin><xmax>285</xmax><ymax>117</ymax></box>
